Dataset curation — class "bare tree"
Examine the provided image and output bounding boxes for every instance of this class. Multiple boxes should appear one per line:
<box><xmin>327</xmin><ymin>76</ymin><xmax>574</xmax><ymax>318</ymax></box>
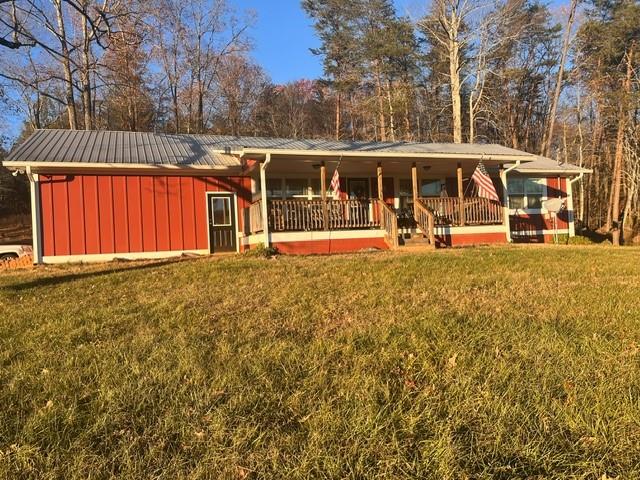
<box><xmin>541</xmin><ymin>0</ymin><xmax>578</xmax><ymax>158</ymax></box>
<box><xmin>419</xmin><ymin>0</ymin><xmax>469</xmax><ymax>143</ymax></box>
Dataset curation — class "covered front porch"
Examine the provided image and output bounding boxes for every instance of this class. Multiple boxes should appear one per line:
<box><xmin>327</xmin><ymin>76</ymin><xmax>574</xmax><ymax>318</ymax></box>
<box><xmin>245</xmin><ymin>152</ymin><xmax>516</xmax><ymax>249</ymax></box>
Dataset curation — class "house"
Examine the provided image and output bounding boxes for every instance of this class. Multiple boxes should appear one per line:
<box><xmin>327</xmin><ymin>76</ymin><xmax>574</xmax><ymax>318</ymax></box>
<box><xmin>2</xmin><ymin>129</ymin><xmax>590</xmax><ymax>263</ymax></box>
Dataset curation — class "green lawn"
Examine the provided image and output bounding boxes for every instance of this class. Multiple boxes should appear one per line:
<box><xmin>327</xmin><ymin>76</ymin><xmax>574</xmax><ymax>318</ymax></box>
<box><xmin>1</xmin><ymin>246</ymin><xmax>639</xmax><ymax>479</ymax></box>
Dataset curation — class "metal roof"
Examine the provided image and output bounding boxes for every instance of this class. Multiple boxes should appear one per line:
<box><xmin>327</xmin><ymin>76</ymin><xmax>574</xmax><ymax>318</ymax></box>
<box><xmin>4</xmin><ymin>129</ymin><xmax>539</xmax><ymax>168</ymax></box>
<box><xmin>506</xmin><ymin>156</ymin><xmax>591</xmax><ymax>175</ymax></box>
<box><xmin>4</xmin><ymin>130</ymin><xmax>242</xmax><ymax>167</ymax></box>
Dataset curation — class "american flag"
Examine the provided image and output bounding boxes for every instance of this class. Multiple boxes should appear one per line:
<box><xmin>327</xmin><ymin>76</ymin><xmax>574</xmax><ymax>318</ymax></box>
<box><xmin>330</xmin><ymin>168</ymin><xmax>341</xmax><ymax>199</ymax></box>
<box><xmin>471</xmin><ymin>161</ymin><xmax>499</xmax><ymax>201</ymax></box>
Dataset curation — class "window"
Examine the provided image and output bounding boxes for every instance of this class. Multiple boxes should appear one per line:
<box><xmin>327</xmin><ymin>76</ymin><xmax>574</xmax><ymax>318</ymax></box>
<box><xmin>309</xmin><ymin>178</ymin><xmax>326</xmax><ymax>198</ymax></box>
<box><xmin>508</xmin><ymin>177</ymin><xmax>545</xmax><ymax>210</ymax></box>
<box><xmin>399</xmin><ymin>179</ymin><xmax>413</xmax><ymax>197</ymax></box>
<box><xmin>211</xmin><ymin>197</ymin><xmax>231</xmax><ymax>226</ymax></box>
<box><xmin>266</xmin><ymin>178</ymin><xmax>283</xmax><ymax>198</ymax></box>
<box><xmin>420</xmin><ymin>179</ymin><xmax>441</xmax><ymax>197</ymax></box>
<box><xmin>285</xmin><ymin>178</ymin><xmax>308</xmax><ymax>198</ymax></box>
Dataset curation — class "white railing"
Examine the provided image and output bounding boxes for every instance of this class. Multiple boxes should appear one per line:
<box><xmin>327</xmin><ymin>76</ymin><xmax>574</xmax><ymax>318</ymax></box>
<box><xmin>269</xmin><ymin>199</ymin><xmax>380</xmax><ymax>232</ymax></box>
<box><xmin>419</xmin><ymin>197</ymin><xmax>503</xmax><ymax>226</ymax></box>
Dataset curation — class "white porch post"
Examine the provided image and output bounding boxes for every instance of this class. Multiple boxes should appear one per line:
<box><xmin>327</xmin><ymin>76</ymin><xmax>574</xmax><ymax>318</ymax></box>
<box><xmin>566</xmin><ymin>177</ymin><xmax>575</xmax><ymax>237</ymax></box>
<box><xmin>500</xmin><ymin>161</ymin><xmax>521</xmax><ymax>243</ymax></box>
<box><xmin>260</xmin><ymin>153</ymin><xmax>271</xmax><ymax>246</ymax></box>
<box><xmin>27</xmin><ymin>167</ymin><xmax>42</xmax><ymax>264</ymax></box>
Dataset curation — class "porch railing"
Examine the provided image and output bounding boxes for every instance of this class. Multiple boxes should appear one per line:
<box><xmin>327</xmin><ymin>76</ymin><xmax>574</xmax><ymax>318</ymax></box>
<box><xmin>419</xmin><ymin>197</ymin><xmax>503</xmax><ymax>226</ymax></box>
<box><xmin>249</xmin><ymin>199</ymin><xmax>263</xmax><ymax>234</ymax></box>
<box><xmin>269</xmin><ymin>199</ymin><xmax>380</xmax><ymax>232</ymax></box>
<box><xmin>377</xmin><ymin>200</ymin><xmax>398</xmax><ymax>248</ymax></box>
<box><xmin>413</xmin><ymin>198</ymin><xmax>436</xmax><ymax>245</ymax></box>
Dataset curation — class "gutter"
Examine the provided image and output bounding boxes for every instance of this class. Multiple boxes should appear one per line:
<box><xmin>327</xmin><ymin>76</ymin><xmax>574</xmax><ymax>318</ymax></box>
<box><xmin>240</xmin><ymin>147</ymin><xmax>535</xmax><ymax>163</ymax></box>
<box><xmin>503</xmin><ymin>160</ymin><xmax>521</xmax><ymax>176</ymax></box>
<box><xmin>500</xmin><ymin>160</ymin><xmax>521</xmax><ymax>243</ymax></box>
<box><xmin>569</xmin><ymin>171</ymin><xmax>584</xmax><ymax>184</ymax></box>
<box><xmin>26</xmin><ymin>166</ymin><xmax>43</xmax><ymax>264</ymax></box>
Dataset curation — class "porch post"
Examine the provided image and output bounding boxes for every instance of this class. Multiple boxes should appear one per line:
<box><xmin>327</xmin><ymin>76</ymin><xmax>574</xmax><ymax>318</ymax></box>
<box><xmin>377</xmin><ymin>162</ymin><xmax>384</xmax><ymax>202</ymax></box>
<box><xmin>411</xmin><ymin>162</ymin><xmax>418</xmax><ymax>203</ymax></box>
<box><xmin>566</xmin><ymin>178</ymin><xmax>576</xmax><ymax>237</ymax></box>
<box><xmin>260</xmin><ymin>153</ymin><xmax>271</xmax><ymax>246</ymax></box>
<box><xmin>27</xmin><ymin>168</ymin><xmax>42</xmax><ymax>264</ymax></box>
<box><xmin>320</xmin><ymin>161</ymin><xmax>329</xmax><ymax>230</ymax></box>
<box><xmin>457</xmin><ymin>162</ymin><xmax>465</xmax><ymax>226</ymax></box>
<box><xmin>377</xmin><ymin>162</ymin><xmax>385</xmax><ymax>228</ymax></box>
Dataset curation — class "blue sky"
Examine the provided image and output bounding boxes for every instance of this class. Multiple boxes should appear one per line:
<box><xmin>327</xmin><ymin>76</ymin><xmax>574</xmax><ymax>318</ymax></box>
<box><xmin>2</xmin><ymin>0</ymin><xmax>566</xmax><ymax>142</ymax></box>
<box><xmin>234</xmin><ymin>0</ymin><xmax>417</xmax><ymax>84</ymax></box>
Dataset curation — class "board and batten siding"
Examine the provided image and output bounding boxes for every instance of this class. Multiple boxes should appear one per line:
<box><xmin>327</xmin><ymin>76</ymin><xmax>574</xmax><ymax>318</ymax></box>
<box><xmin>38</xmin><ymin>174</ymin><xmax>251</xmax><ymax>257</ymax></box>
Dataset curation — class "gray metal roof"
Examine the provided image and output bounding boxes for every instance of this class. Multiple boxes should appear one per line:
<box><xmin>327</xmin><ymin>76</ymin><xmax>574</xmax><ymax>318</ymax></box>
<box><xmin>507</xmin><ymin>156</ymin><xmax>591</xmax><ymax>175</ymax></box>
<box><xmin>4</xmin><ymin>129</ymin><xmax>540</xmax><ymax>168</ymax></box>
<box><xmin>4</xmin><ymin>130</ymin><xmax>242</xmax><ymax>167</ymax></box>
<box><xmin>210</xmin><ymin>135</ymin><xmax>534</xmax><ymax>157</ymax></box>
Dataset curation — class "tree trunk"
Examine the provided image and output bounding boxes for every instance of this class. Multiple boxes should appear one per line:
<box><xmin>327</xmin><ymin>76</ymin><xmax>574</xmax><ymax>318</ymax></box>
<box><xmin>375</xmin><ymin>63</ymin><xmax>387</xmax><ymax>141</ymax></box>
<box><xmin>449</xmin><ymin>32</ymin><xmax>462</xmax><ymax>143</ymax></box>
<box><xmin>386</xmin><ymin>78</ymin><xmax>396</xmax><ymax>142</ymax></box>
<box><xmin>611</xmin><ymin>47</ymin><xmax>634</xmax><ymax>246</ymax></box>
<box><xmin>81</xmin><ymin>9</ymin><xmax>93</xmax><ymax>130</ymax></box>
<box><xmin>335</xmin><ymin>92</ymin><xmax>341</xmax><ymax>140</ymax></box>
<box><xmin>54</xmin><ymin>0</ymin><xmax>78</xmax><ymax>130</ymax></box>
<box><xmin>576</xmin><ymin>91</ymin><xmax>585</xmax><ymax>224</ymax></box>
<box><xmin>403</xmin><ymin>85</ymin><xmax>412</xmax><ymax>141</ymax></box>
<box><xmin>541</xmin><ymin>0</ymin><xmax>578</xmax><ymax>157</ymax></box>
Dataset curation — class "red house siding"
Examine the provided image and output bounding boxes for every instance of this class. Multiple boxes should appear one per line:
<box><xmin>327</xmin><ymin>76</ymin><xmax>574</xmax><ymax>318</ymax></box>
<box><xmin>38</xmin><ymin>174</ymin><xmax>251</xmax><ymax>257</ymax></box>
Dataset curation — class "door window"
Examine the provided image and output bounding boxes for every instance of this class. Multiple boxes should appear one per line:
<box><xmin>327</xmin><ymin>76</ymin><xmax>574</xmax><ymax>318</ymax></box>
<box><xmin>211</xmin><ymin>197</ymin><xmax>232</xmax><ymax>226</ymax></box>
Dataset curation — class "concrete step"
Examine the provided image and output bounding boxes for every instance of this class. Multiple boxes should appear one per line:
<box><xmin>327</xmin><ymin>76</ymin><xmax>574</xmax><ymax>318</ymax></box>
<box><xmin>401</xmin><ymin>235</ymin><xmax>430</xmax><ymax>244</ymax></box>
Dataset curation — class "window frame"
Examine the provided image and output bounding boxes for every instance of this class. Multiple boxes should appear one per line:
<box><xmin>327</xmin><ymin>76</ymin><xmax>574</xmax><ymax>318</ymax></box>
<box><xmin>507</xmin><ymin>177</ymin><xmax>548</xmax><ymax>213</ymax></box>
<box><xmin>211</xmin><ymin>196</ymin><xmax>232</xmax><ymax>226</ymax></box>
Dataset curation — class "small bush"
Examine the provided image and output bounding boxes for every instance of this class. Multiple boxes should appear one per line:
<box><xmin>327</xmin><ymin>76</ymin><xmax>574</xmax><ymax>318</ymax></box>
<box><xmin>244</xmin><ymin>242</ymin><xmax>279</xmax><ymax>258</ymax></box>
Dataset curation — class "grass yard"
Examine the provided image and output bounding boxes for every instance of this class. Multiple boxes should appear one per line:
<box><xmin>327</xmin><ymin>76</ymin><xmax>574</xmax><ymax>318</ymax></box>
<box><xmin>1</xmin><ymin>246</ymin><xmax>640</xmax><ymax>479</ymax></box>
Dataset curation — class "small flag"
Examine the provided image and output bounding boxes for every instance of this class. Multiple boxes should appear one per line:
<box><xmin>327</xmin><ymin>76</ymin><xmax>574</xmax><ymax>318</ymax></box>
<box><xmin>471</xmin><ymin>161</ymin><xmax>499</xmax><ymax>201</ymax></box>
<box><xmin>330</xmin><ymin>168</ymin><xmax>341</xmax><ymax>199</ymax></box>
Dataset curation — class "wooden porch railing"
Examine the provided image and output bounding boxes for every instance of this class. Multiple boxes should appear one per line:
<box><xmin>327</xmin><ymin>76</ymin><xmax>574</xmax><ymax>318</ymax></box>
<box><xmin>249</xmin><ymin>199</ymin><xmax>263</xmax><ymax>233</ymax></box>
<box><xmin>413</xmin><ymin>198</ymin><xmax>436</xmax><ymax>245</ymax></box>
<box><xmin>377</xmin><ymin>200</ymin><xmax>398</xmax><ymax>248</ymax></box>
<box><xmin>269</xmin><ymin>199</ymin><xmax>380</xmax><ymax>232</ymax></box>
<box><xmin>419</xmin><ymin>197</ymin><xmax>503</xmax><ymax>226</ymax></box>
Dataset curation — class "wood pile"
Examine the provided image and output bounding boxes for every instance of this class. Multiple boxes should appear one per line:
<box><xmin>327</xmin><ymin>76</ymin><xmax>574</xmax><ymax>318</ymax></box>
<box><xmin>1</xmin><ymin>255</ymin><xmax>33</xmax><ymax>271</ymax></box>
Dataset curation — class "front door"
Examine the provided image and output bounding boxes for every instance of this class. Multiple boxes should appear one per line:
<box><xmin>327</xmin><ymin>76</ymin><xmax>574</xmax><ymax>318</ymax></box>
<box><xmin>207</xmin><ymin>193</ymin><xmax>237</xmax><ymax>253</ymax></box>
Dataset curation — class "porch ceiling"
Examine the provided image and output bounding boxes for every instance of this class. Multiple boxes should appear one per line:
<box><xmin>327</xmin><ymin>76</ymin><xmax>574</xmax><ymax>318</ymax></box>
<box><xmin>265</xmin><ymin>155</ymin><xmax>510</xmax><ymax>177</ymax></box>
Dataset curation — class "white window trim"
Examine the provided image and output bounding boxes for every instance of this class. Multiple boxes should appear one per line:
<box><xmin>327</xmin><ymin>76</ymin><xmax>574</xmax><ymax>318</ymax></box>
<box><xmin>508</xmin><ymin>177</ymin><xmax>549</xmax><ymax>215</ymax></box>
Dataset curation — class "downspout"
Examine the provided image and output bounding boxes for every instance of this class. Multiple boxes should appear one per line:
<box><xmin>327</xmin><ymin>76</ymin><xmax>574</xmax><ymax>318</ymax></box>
<box><xmin>567</xmin><ymin>172</ymin><xmax>584</xmax><ymax>238</ymax></box>
<box><xmin>500</xmin><ymin>160</ymin><xmax>521</xmax><ymax>243</ymax></box>
<box><xmin>26</xmin><ymin>166</ymin><xmax>43</xmax><ymax>264</ymax></box>
<box><xmin>259</xmin><ymin>153</ymin><xmax>271</xmax><ymax>247</ymax></box>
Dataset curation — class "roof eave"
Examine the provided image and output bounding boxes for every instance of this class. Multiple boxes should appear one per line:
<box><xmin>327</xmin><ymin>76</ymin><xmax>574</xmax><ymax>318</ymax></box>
<box><xmin>240</xmin><ymin>147</ymin><xmax>534</xmax><ymax>162</ymax></box>
<box><xmin>513</xmin><ymin>167</ymin><xmax>593</xmax><ymax>175</ymax></box>
<box><xmin>1</xmin><ymin>160</ymin><xmax>242</xmax><ymax>173</ymax></box>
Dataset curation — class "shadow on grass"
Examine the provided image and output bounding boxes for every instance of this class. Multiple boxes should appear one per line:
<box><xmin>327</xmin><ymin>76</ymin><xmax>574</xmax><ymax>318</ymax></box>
<box><xmin>576</xmin><ymin>228</ymin><xmax>611</xmax><ymax>244</ymax></box>
<box><xmin>2</xmin><ymin>257</ymin><xmax>189</xmax><ymax>292</ymax></box>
